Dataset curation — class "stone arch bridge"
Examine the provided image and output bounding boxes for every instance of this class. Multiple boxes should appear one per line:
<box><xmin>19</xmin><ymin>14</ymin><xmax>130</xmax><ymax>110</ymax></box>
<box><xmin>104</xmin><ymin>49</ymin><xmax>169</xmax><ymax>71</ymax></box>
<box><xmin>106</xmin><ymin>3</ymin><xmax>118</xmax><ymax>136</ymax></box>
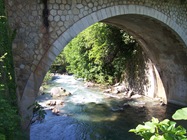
<box><xmin>6</xmin><ymin>0</ymin><xmax>187</xmax><ymax>127</ymax></box>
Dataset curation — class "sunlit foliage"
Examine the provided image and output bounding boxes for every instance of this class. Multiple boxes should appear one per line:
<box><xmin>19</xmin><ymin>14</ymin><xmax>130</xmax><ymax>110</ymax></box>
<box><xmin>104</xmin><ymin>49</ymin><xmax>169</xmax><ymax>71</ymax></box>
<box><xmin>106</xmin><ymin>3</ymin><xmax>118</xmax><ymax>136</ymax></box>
<box><xmin>55</xmin><ymin>22</ymin><xmax>137</xmax><ymax>85</ymax></box>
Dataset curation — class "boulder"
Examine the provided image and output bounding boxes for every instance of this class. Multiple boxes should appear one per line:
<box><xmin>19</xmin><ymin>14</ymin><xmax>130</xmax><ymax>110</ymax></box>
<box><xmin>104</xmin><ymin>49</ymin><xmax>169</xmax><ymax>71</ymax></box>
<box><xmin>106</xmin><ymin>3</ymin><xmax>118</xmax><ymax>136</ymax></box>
<box><xmin>50</xmin><ymin>87</ymin><xmax>66</xmax><ymax>97</ymax></box>
<box><xmin>114</xmin><ymin>85</ymin><xmax>126</xmax><ymax>93</ymax></box>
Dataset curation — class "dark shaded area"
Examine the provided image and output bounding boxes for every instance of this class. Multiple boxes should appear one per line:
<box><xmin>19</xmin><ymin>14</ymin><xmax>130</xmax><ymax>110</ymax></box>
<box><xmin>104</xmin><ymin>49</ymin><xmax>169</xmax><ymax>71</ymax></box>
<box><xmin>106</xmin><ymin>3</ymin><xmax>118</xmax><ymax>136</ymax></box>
<box><xmin>42</xmin><ymin>0</ymin><xmax>49</xmax><ymax>29</ymax></box>
<box><xmin>50</xmin><ymin>64</ymin><xmax>67</xmax><ymax>74</ymax></box>
<box><xmin>122</xmin><ymin>45</ymin><xmax>149</xmax><ymax>95</ymax></box>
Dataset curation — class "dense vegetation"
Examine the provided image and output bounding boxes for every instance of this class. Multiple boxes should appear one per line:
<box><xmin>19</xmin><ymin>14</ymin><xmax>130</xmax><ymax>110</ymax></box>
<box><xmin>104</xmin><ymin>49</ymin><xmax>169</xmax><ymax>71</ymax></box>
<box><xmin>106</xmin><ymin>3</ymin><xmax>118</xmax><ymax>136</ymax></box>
<box><xmin>0</xmin><ymin>0</ymin><xmax>24</xmax><ymax>139</ymax></box>
<box><xmin>53</xmin><ymin>22</ymin><xmax>139</xmax><ymax>85</ymax></box>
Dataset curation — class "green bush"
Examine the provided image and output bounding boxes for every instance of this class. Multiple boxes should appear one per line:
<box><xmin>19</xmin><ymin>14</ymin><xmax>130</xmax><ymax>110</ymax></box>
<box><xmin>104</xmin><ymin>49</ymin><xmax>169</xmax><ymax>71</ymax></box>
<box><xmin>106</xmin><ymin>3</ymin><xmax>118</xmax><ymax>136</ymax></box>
<box><xmin>0</xmin><ymin>0</ymin><xmax>25</xmax><ymax>139</ymax></box>
<box><xmin>0</xmin><ymin>95</ymin><xmax>21</xmax><ymax>140</ymax></box>
<box><xmin>129</xmin><ymin>107</ymin><xmax>187</xmax><ymax>140</ymax></box>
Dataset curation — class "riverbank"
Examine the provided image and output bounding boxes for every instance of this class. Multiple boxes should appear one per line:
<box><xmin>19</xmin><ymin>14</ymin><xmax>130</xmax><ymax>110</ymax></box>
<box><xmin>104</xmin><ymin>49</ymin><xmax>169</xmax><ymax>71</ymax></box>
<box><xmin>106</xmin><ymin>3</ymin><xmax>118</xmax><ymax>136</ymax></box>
<box><xmin>38</xmin><ymin>73</ymin><xmax>167</xmax><ymax>116</ymax></box>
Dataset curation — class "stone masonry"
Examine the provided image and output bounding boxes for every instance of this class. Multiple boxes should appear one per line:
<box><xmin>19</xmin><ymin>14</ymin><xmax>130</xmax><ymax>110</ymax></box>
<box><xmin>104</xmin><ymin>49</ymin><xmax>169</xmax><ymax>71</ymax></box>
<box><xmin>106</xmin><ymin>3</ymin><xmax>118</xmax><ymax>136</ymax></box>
<box><xmin>6</xmin><ymin>0</ymin><xmax>187</xmax><ymax>128</ymax></box>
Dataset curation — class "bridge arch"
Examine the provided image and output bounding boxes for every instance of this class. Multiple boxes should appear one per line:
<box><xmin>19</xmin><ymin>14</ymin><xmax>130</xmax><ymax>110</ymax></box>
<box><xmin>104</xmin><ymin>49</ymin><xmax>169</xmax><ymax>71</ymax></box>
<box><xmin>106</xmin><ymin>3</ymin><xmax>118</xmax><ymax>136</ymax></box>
<box><xmin>20</xmin><ymin>5</ymin><xmax>187</xmax><ymax>127</ymax></box>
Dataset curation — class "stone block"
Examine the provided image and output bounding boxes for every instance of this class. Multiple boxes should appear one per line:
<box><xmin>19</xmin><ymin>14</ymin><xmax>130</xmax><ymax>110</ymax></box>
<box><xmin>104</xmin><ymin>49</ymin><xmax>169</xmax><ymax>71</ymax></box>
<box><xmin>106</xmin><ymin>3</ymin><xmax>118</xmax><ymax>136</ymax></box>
<box><xmin>50</xmin><ymin>43</ymin><xmax>61</xmax><ymax>56</ymax></box>
<box><xmin>109</xmin><ymin>6</ymin><xmax>116</xmax><ymax>16</ymax></box>
<box><xmin>114</xmin><ymin>6</ymin><xmax>121</xmax><ymax>15</ymax></box>
<box><xmin>95</xmin><ymin>10</ymin><xmax>103</xmax><ymax>21</ymax></box>
<box><xmin>80</xmin><ymin>17</ymin><xmax>90</xmax><ymax>29</ymax></box>
<box><xmin>72</xmin><ymin>7</ymin><xmax>80</xmax><ymax>15</ymax></box>
<box><xmin>90</xmin><ymin>12</ymin><xmax>99</xmax><ymax>23</ymax></box>
<box><xmin>101</xmin><ymin>9</ymin><xmax>108</xmax><ymax>19</ymax></box>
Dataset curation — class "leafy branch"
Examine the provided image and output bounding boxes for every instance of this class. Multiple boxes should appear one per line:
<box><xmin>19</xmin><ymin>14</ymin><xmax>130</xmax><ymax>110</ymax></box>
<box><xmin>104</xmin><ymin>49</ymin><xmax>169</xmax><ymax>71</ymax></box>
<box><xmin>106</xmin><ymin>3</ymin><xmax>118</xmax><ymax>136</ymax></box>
<box><xmin>27</xmin><ymin>102</ymin><xmax>47</xmax><ymax>125</ymax></box>
<box><xmin>129</xmin><ymin>107</ymin><xmax>187</xmax><ymax>140</ymax></box>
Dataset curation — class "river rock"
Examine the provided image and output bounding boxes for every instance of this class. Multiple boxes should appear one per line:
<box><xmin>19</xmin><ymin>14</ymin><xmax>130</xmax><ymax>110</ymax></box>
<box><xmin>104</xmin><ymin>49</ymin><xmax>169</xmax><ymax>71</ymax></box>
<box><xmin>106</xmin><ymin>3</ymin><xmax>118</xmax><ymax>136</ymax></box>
<box><xmin>56</xmin><ymin>100</ymin><xmax>64</xmax><ymax>105</ymax></box>
<box><xmin>47</xmin><ymin>100</ymin><xmax>64</xmax><ymax>106</ymax></box>
<box><xmin>104</xmin><ymin>84</ymin><xmax>128</xmax><ymax>94</ymax></box>
<box><xmin>47</xmin><ymin>100</ymin><xmax>56</xmax><ymax>106</ymax></box>
<box><xmin>131</xmin><ymin>94</ymin><xmax>142</xmax><ymax>99</ymax></box>
<box><xmin>123</xmin><ymin>103</ymin><xmax>130</xmax><ymax>108</ymax></box>
<box><xmin>38</xmin><ymin>86</ymin><xmax>44</xmax><ymax>96</ymax></box>
<box><xmin>113</xmin><ymin>82</ymin><xmax>120</xmax><ymax>87</ymax></box>
<box><xmin>52</xmin><ymin>108</ymin><xmax>60</xmax><ymax>115</ymax></box>
<box><xmin>84</xmin><ymin>82</ymin><xmax>95</xmax><ymax>87</ymax></box>
<box><xmin>127</xmin><ymin>89</ymin><xmax>134</xmax><ymax>98</ymax></box>
<box><xmin>103</xmin><ymin>89</ymin><xmax>112</xmax><ymax>93</ymax></box>
<box><xmin>112</xmin><ymin>89</ymin><xmax>119</xmax><ymax>94</ymax></box>
<box><xmin>64</xmin><ymin>91</ymin><xmax>72</xmax><ymax>96</ymax></box>
<box><xmin>114</xmin><ymin>85</ymin><xmax>126</xmax><ymax>93</ymax></box>
<box><xmin>51</xmin><ymin>75</ymin><xmax>62</xmax><ymax>81</ymax></box>
<box><xmin>50</xmin><ymin>87</ymin><xmax>72</xmax><ymax>97</ymax></box>
<box><xmin>50</xmin><ymin>87</ymin><xmax>64</xmax><ymax>97</ymax></box>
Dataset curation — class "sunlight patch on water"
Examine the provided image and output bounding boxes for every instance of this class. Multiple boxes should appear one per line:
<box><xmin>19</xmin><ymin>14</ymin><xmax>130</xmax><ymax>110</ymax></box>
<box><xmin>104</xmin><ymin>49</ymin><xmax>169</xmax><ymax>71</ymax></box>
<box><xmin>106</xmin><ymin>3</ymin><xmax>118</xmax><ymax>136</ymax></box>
<box><xmin>74</xmin><ymin>114</ymin><xmax>119</xmax><ymax>122</ymax></box>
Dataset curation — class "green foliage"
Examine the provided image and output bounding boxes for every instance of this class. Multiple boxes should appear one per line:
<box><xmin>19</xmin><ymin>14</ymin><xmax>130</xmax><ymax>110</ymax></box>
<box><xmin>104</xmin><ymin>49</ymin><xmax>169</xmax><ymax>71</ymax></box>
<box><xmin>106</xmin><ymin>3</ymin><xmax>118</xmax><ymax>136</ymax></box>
<box><xmin>43</xmin><ymin>71</ymin><xmax>52</xmax><ymax>84</ymax></box>
<box><xmin>0</xmin><ymin>0</ymin><xmax>17</xmax><ymax>103</ymax></box>
<box><xmin>28</xmin><ymin>102</ymin><xmax>46</xmax><ymax>123</ymax></box>
<box><xmin>51</xmin><ymin>52</ymin><xmax>67</xmax><ymax>73</ymax></box>
<box><xmin>129</xmin><ymin>108</ymin><xmax>187</xmax><ymax>140</ymax></box>
<box><xmin>0</xmin><ymin>134</ymin><xmax>5</xmax><ymax>140</ymax></box>
<box><xmin>57</xmin><ymin>22</ymin><xmax>137</xmax><ymax>84</ymax></box>
<box><xmin>0</xmin><ymin>95</ymin><xmax>21</xmax><ymax>140</ymax></box>
<box><xmin>0</xmin><ymin>0</ymin><xmax>24</xmax><ymax>139</ymax></box>
<box><xmin>172</xmin><ymin>107</ymin><xmax>187</xmax><ymax>120</ymax></box>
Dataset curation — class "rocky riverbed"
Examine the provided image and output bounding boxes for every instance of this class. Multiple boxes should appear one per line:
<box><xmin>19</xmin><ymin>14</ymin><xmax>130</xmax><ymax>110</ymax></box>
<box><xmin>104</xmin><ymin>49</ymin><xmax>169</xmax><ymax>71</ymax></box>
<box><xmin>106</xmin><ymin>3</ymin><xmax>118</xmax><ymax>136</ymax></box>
<box><xmin>30</xmin><ymin>74</ymin><xmax>182</xmax><ymax>140</ymax></box>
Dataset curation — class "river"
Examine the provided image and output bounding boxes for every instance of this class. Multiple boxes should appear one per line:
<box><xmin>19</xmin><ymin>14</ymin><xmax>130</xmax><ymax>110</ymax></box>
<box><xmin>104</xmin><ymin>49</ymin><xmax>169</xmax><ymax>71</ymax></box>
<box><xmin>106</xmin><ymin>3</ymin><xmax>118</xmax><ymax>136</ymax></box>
<box><xmin>30</xmin><ymin>75</ymin><xmax>185</xmax><ymax>140</ymax></box>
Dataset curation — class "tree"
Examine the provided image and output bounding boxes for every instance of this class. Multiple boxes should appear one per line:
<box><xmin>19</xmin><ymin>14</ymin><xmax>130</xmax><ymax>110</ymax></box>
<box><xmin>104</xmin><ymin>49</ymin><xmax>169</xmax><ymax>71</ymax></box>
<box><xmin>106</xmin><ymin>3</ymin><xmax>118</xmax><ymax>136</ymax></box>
<box><xmin>58</xmin><ymin>22</ymin><xmax>137</xmax><ymax>85</ymax></box>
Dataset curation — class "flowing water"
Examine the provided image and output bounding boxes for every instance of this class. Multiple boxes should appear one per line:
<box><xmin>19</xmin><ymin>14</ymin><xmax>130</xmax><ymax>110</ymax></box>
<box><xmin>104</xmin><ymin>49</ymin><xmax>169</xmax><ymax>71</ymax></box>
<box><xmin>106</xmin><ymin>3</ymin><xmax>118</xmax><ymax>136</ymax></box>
<box><xmin>30</xmin><ymin>75</ymin><xmax>186</xmax><ymax>140</ymax></box>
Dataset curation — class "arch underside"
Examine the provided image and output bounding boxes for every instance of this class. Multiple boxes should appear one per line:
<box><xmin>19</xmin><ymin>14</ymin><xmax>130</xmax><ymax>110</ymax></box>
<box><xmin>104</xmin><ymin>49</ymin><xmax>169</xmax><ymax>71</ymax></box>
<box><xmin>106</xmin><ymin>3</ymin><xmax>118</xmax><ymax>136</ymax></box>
<box><xmin>102</xmin><ymin>14</ymin><xmax>187</xmax><ymax>105</ymax></box>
